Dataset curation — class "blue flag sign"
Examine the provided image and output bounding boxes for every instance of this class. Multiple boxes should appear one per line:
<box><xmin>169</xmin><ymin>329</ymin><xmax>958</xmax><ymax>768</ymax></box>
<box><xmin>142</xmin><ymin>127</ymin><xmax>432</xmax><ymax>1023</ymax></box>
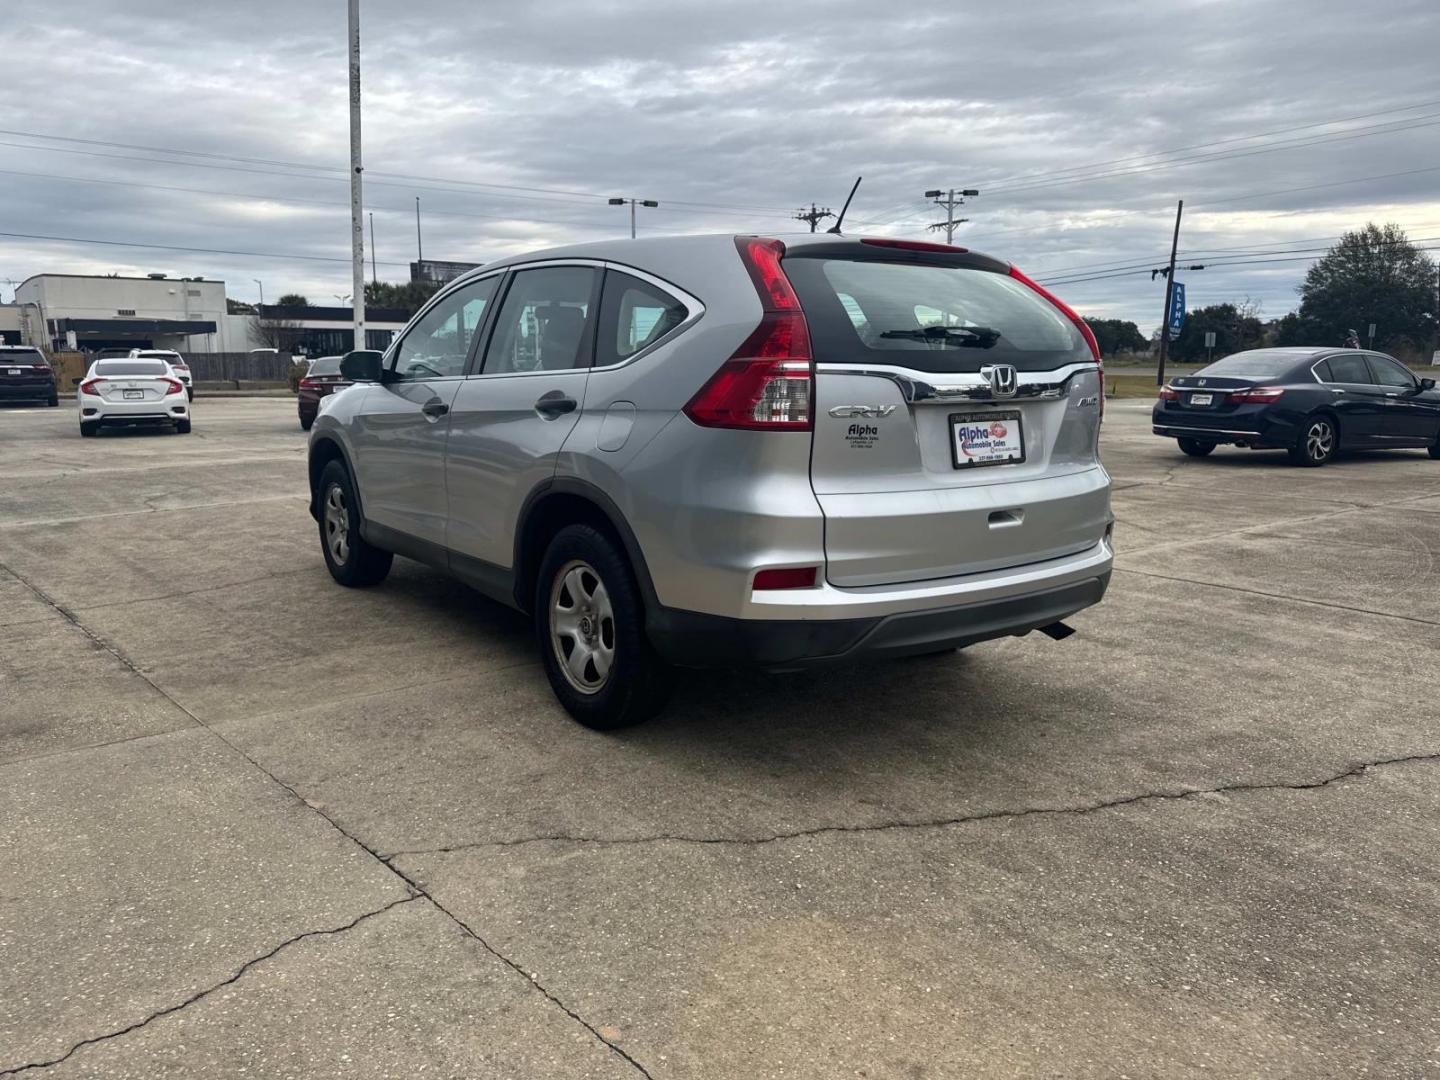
<box><xmin>1167</xmin><ymin>281</ymin><xmax>1187</xmax><ymax>341</ymax></box>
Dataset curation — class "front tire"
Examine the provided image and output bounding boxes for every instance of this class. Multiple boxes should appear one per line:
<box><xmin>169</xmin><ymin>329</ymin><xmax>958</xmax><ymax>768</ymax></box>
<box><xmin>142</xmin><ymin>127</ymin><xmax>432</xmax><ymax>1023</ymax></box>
<box><xmin>1177</xmin><ymin>437</ymin><xmax>1216</xmax><ymax>457</ymax></box>
<box><xmin>535</xmin><ymin>524</ymin><xmax>670</xmax><ymax>730</ymax></box>
<box><xmin>1289</xmin><ymin>415</ymin><xmax>1337</xmax><ymax>467</ymax></box>
<box><xmin>317</xmin><ymin>460</ymin><xmax>392</xmax><ymax>587</ymax></box>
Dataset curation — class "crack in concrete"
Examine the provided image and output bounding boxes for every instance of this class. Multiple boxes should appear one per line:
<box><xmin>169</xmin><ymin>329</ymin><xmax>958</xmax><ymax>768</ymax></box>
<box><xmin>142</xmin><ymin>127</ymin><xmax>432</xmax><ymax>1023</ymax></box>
<box><xmin>0</xmin><ymin>559</ymin><xmax>655</xmax><ymax>1079</ymax></box>
<box><xmin>0</xmin><ymin>896</ymin><xmax>419</xmax><ymax>1077</ymax></box>
<box><xmin>379</xmin><ymin>751</ymin><xmax>1440</xmax><ymax>861</ymax></box>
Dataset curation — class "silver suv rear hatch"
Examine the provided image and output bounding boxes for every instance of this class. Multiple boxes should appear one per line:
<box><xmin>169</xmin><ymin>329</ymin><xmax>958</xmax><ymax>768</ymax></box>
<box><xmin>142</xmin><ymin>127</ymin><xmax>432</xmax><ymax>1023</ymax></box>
<box><xmin>784</xmin><ymin>242</ymin><xmax>1108</xmax><ymax>587</ymax></box>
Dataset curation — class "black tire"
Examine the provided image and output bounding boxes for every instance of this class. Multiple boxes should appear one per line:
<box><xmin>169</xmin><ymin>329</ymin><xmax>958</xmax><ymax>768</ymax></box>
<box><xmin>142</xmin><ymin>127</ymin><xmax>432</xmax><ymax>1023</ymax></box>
<box><xmin>1429</xmin><ymin>432</ymin><xmax>1440</xmax><ymax>460</ymax></box>
<box><xmin>1177</xmin><ymin>437</ymin><xmax>1216</xmax><ymax>457</ymax></box>
<box><xmin>317</xmin><ymin>459</ymin><xmax>392</xmax><ymax>587</ymax></box>
<box><xmin>300</xmin><ymin>414</ymin><xmax>315</xmax><ymax>431</ymax></box>
<box><xmin>175</xmin><ymin>419</ymin><xmax>192</xmax><ymax>434</ymax></box>
<box><xmin>186</xmin><ymin>388</ymin><xmax>194</xmax><ymax>401</ymax></box>
<box><xmin>534</xmin><ymin>524</ymin><xmax>670</xmax><ymax>730</ymax></box>
<box><xmin>47</xmin><ymin>394</ymin><xmax>58</xmax><ymax>407</ymax></box>
<box><xmin>1289</xmin><ymin>414</ymin><xmax>1337</xmax><ymax>467</ymax></box>
<box><xmin>79</xmin><ymin>421</ymin><xmax>98</xmax><ymax>438</ymax></box>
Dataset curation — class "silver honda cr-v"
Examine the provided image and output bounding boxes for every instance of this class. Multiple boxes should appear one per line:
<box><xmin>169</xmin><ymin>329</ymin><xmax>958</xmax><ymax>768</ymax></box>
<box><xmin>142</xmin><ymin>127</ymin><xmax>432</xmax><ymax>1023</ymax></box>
<box><xmin>308</xmin><ymin>233</ymin><xmax>1113</xmax><ymax>728</ymax></box>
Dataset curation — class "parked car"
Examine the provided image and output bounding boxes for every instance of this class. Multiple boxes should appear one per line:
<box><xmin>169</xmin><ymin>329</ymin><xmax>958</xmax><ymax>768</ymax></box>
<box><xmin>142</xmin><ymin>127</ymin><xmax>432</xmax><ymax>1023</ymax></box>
<box><xmin>296</xmin><ymin>356</ymin><xmax>351</xmax><ymax>430</ymax></box>
<box><xmin>76</xmin><ymin>356</ymin><xmax>190</xmax><ymax>436</ymax></box>
<box><xmin>1153</xmin><ymin>347</ymin><xmax>1440</xmax><ymax>466</ymax></box>
<box><xmin>0</xmin><ymin>345</ymin><xmax>58</xmax><ymax>406</ymax></box>
<box><xmin>131</xmin><ymin>349</ymin><xmax>193</xmax><ymax>400</ymax></box>
<box><xmin>307</xmin><ymin>234</ymin><xmax>1113</xmax><ymax>728</ymax></box>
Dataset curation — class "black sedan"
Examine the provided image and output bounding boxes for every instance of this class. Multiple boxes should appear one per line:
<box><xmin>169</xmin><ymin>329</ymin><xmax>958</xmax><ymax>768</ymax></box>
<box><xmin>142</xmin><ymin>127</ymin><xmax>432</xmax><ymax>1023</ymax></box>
<box><xmin>0</xmin><ymin>346</ymin><xmax>58</xmax><ymax>406</ymax></box>
<box><xmin>1153</xmin><ymin>347</ymin><xmax>1440</xmax><ymax>466</ymax></box>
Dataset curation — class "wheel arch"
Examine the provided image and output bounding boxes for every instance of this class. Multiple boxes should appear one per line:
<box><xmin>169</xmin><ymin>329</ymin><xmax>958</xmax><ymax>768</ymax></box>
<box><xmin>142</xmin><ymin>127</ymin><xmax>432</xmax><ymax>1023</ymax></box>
<box><xmin>513</xmin><ymin>479</ymin><xmax>659</xmax><ymax>615</ymax></box>
<box><xmin>308</xmin><ymin>435</ymin><xmax>362</xmax><ymax>521</ymax></box>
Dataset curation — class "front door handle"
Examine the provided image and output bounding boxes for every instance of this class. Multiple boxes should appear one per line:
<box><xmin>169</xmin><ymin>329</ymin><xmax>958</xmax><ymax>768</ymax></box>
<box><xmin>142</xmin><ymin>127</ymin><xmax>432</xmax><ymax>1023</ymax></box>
<box><xmin>535</xmin><ymin>390</ymin><xmax>578</xmax><ymax>419</ymax></box>
<box><xmin>422</xmin><ymin>400</ymin><xmax>449</xmax><ymax>420</ymax></box>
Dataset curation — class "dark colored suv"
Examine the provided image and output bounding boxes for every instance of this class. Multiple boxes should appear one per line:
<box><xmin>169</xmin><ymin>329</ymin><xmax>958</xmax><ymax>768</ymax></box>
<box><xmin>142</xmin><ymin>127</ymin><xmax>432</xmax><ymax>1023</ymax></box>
<box><xmin>0</xmin><ymin>346</ymin><xmax>58</xmax><ymax>406</ymax></box>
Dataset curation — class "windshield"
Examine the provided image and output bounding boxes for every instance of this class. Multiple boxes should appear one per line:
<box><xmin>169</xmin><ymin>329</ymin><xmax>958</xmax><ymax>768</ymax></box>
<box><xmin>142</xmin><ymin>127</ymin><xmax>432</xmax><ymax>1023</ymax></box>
<box><xmin>1198</xmin><ymin>351</ymin><xmax>1307</xmax><ymax>378</ymax></box>
<box><xmin>95</xmin><ymin>360</ymin><xmax>169</xmax><ymax>377</ymax></box>
<box><xmin>785</xmin><ymin>257</ymin><xmax>1089</xmax><ymax>373</ymax></box>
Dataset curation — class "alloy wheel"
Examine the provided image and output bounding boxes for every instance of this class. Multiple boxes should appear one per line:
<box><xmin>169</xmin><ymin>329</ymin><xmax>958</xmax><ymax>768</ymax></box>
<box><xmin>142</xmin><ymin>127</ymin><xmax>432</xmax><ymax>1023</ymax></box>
<box><xmin>549</xmin><ymin>560</ymin><xmax>616</xmax><ymax>695</ymax></box>
<box><xmin>1306</xmin><ymin>420</ymin><xmax>1334</xmax><ymax>462</ymax></box>
<box><xmin>324</xmin><ymin>484</ymin><xmax>350</xmax><ymax>564</ymax></box>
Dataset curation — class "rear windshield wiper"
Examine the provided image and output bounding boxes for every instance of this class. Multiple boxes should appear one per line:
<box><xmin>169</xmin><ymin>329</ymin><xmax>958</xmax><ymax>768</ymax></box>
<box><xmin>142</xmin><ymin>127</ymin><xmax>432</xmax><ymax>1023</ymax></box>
<box><xmin>877</xmin><ymin>325</ymin><xmax>1001</xmax><ymax>348</ymax></box>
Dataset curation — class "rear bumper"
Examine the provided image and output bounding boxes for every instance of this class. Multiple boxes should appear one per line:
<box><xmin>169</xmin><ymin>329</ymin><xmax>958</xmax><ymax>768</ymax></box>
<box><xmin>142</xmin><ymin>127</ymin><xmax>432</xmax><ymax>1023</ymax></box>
<box><xmin>0</xmin><ymin>382</ymin><xmax>55</xmax><ymax>400</ymax></box>
<box><xmin>82</xmin><ymin>399</ymin><xmax>189</xmax><ymax>425</ymax></box>
<box><xmin>1151</xmin><ymin>404</ymin><xmax>1299</xmax><ymax>447</ymax></box>
<box><xmin>651</xmin><ymin>573</ymin><xmax>1110</xmax><ymax>670</ymax></box>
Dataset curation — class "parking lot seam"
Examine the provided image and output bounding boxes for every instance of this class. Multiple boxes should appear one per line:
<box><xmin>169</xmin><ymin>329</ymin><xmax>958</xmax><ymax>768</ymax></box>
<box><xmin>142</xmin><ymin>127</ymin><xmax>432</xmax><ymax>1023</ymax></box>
<box><xmin>0</xmin><ymin>896</ymin><xmax>418</xmax><ymax>1077</ymax></box>
<box><xmin>379</xmin><ymin>750</ymin><xmax>1440</xmax><ymax>858</ymax></box>
<box><xmin>1114</xmin><ymin>566</ymin><xmax>1440</xmax><ymax>628</ymax></box>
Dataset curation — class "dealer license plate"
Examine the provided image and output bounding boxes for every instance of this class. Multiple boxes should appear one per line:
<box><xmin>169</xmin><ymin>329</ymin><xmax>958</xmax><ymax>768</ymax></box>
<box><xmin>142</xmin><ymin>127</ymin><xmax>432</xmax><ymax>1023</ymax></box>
<box><xmin>6</xmin><ymin>368</ymin><xmax>19</xmax><ymax>376</ymax></box>
<box><xmin>950</xmin><ymin>410</ymin><xmax>1025</xmax><ymax>469</ymax></box>
<box><xmin>124</xmin><ymin>389</ymin><xmax>144</xmax><ymax>400</ymax></box>
<box><xmin>1189</xmin><ymin>393</ymin><xmax>1213</xmax><ymax>406</ymax></box>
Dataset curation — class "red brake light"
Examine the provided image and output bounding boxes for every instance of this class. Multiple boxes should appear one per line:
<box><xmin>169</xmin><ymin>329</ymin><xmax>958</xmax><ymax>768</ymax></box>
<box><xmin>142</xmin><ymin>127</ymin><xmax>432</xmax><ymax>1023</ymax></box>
<box><xmin>298</xmin><ymin>376</ymin><xmax>318</xmax><ymax>389</ymax></box>
<box><xmin>684</xmin><ymin>239</ymin><xmax>813</xmax><ymax>431</ymax></box>
<box><xmin>1158</xmin><ymin>385</ymin><xmax>1180</xmax><ymax>401</ymax></box>
<box><xmin>753</xmin><ymin>566</ymin><xmax>818</xmax><ymax>590</ymax></box>
<box><xmin>1008</xmin><ymin>265</ymin><xmax>1101</xmax><ymax>362</ymax></box>
<box><xmin>860</xmin><ymin>238</ymin><xmax>968</xmax><ymax>254</ymax></box>
<box><xmin>163</xmin><ymin>378</ymin><xmax>184</xmax><ymax>395</ymax></box>
<box><xmin>79</xmin><ymin>378</ymin><xmax>104</xmax><ymax>396</ymax></box>
<box><xmin>1230</xmin><ymin>386</ymin><xmax>1284</xmax><ymax>403</ymax></box>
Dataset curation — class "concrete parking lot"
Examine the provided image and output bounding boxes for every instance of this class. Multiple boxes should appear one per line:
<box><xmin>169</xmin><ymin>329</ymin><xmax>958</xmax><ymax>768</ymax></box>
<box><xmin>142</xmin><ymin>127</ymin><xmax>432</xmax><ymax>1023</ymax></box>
<box><xmin>3</xmin><ymin>395</ymin><xmax>1438</xmax><ymax>1078</ymax></box>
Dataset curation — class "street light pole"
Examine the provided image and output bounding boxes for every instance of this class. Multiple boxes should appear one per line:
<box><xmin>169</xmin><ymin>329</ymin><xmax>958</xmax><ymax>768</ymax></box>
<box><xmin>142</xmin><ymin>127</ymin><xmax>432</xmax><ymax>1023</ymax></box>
<box><xmin>346</xmin><ymin>0</ymin><xmax>366</xmax><ymax>353</ymax></box>
<box><xmin>253</xmin><ymin>279</ymin><xmax>264</xmax><ymax>307</ymax></box>
<box><xmin>415</xmin><ymin>196</ymin><xmax>423</xmax><ymax>264</ymax></box>
<box><xmin>1156</xmin><ymin>200</ymin><xmax>1183</xmax><ymax>388</ymax></box>
<box><xmin>368</xmin><ymin>211</ymin><xmax>378</xmax><ymax>286</ymax></box>
<box><xmin>608</xmin><ymin>197</ymin><xmax>659</xmax><ymax>239</ymax></box>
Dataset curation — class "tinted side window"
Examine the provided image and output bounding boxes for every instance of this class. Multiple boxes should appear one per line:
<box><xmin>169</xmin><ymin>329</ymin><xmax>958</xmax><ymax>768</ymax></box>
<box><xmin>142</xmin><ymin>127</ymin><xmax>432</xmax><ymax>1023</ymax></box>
<box><xmin>391</xmin><ymin>276</ymin><xmax>499</xmax><ymax>381</ymax></box>
<box><xmin>596</xmin><ymin>271</ymin><xmax>688</xmax><ymax>367</ymax></box>
<box><xmin>1325</xmin><ymin>353</ymin><xmax>1370</xmax><ymax>383</ymax></box>
<box><xmin>483</xmin><ymin>266</ymin><xmax>599</xmax><ymax>374</ymax></box>
<box><xmin>1311</xmin><ymin>359</ymin><xmax>1333</xmax><ymax>382</ymax></box>
<box><xmin>1367</xmin><ymin>355</ymin><xmax>1416</xmax><ymax>389</ymax></box>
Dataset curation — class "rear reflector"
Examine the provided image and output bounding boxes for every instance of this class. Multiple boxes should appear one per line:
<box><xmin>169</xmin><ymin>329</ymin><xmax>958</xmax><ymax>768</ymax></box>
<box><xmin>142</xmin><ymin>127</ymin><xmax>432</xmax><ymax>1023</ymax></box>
<box><xmin>860</xmin><ymin>237</ymin><xmax>969</xmax><ymax>254</ymax></box>
<box><xmin>1230</xmin><ymin>386</ymin><xmax>1284</xmax><ymax>403</ymax></box>
<box><xmin>684</xmin><ymin>239</ymin><xmax>814</xmax><ymax>431</ymax></box>
<box><xmin>753</xmin><ymin>566</ymin><xmax>818</xmax><ymax>590</ymax></box>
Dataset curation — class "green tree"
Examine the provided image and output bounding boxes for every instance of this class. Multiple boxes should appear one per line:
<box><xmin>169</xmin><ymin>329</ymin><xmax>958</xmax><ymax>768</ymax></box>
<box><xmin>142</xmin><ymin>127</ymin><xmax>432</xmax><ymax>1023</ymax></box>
<box><xmin>1168</xmin><ymin>301</ymin><xmax>1264</xmax><ymax>362</ymax></box>
<box><xmin>364</xmin><ymin>279</ymin><xmax>442</xmax><ymax>315</ymax></box>
<box><xmin>1292</xmin><ymin>224</ymin><xmax>1437</xmax><ymax>350</ymax></box>
<box><xmin>1083</xmin><ymin>317</ymin><xmax>1147</xmax><ymax>356</ymax></box>
<box><xmin>275</xmin><ymin>293</ymin><xmax>309</xmax><ymax>307</ymax></box>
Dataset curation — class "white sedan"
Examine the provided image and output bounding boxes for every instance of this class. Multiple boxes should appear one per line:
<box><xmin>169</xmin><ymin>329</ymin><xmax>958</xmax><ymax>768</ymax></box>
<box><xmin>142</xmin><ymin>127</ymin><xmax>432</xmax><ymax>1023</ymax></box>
<box><xmin>77</xmin><ymin>356</ymin><xmax>191</xmax><ymax>437</ymax></box>
<box><xmin>131</xmin><ymin>349</ymin><xmax>193</xmax><ymax>399</ymax></box>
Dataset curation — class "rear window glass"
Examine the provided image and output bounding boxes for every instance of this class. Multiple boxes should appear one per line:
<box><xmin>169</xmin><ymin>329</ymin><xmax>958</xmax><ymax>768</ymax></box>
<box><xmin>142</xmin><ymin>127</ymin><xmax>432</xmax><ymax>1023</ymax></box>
<box><xmin>1199</xmin><ymin>351</ymin><xmax>1306</xmax><ymax>378</ymax></box>
<box><xmin>2</xmin><ymin>349</ymin><xmax>46</xmax><ymax>364</ymax></box>
<box><xmin>307</xmin><ymin>358</ymin><xmax>343</xmax><ymax>375</ymax></box>
<box><xmin>95</xmin><ymin>360</ymin><xmax>168</xmax><ymax>376</ymax></box>
<box><xmin>785</xmin><ymin>258</ymin><xmax>1089</xmax><ymax>372</ymax></box>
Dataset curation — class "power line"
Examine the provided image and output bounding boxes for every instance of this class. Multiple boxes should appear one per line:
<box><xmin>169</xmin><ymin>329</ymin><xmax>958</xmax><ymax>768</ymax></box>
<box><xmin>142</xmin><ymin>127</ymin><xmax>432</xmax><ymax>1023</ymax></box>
<box><xmin>1039</xmin><ymin>241</ymin><xmax>1440</xmax><ymax>287</ymax></box>
<box><xmin>0</xmin><ymin>229</ymin><xmax>415</xmax><ymax>266</ymax></box>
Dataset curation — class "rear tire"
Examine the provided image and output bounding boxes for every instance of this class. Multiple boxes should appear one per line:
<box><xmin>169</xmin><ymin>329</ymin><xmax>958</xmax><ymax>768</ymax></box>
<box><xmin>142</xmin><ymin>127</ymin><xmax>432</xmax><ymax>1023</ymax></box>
<box><xmin>47</xmin><ymin>394</ymin><xmax>58</xmax><ymax>407</ymax></box>
<box><xmin>318</xmin><ymin>460</ymin><xmax>392</xmax><ymax>587</ymax></box>
<box><xmin>300</xmin><ymin>414</ymin><xmax>315</xmax><ymax>431</ymax></box>
<box><xmin>1429</xmin><ymin>431</ymin><xmax>1440</xmax><ymax>460</ymax></box>
<box><xmin>535</xmin><ymin>524</ymin><xmax>670</xmax><ymax>730</ymax></box>
<box><xmin>79</xmin><ymin>421</ymin><xmax>98</xmax><ymax>438</ymax></box>
<box><xmin>1177</xmin><ymin>438</ymin><xmax>1216</xmax><ymax>457</ymax></box>
<box><xmin>175</xmin><ymin>419</ymin><xmax>192</xmax><ymax>434</ymax></box>
<box><xmin>1289</xmin><ymin>415</ymin><xmax>1337</xmax><ymax>467</ymax></box>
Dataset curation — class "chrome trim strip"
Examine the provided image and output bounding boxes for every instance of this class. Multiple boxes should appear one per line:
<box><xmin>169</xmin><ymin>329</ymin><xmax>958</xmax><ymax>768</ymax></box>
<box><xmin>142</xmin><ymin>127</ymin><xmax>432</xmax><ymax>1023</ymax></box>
<box><xmin>814</xmin><ymin>360</ymin><xmax>1098</xmax><ymax>403</ymax></box>
<box><xmin>1153</xmin><ymin>425</ymin><xmax>1263</xmax><ymax>437</ymax></box>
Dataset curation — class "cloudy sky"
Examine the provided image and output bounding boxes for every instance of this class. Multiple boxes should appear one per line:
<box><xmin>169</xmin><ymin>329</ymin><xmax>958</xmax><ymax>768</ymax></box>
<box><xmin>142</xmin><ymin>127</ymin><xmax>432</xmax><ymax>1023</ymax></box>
<box><xmin>3</xmin><ymin>0</ymin><xmax>1437</xmax><ymax>332</ymax></box>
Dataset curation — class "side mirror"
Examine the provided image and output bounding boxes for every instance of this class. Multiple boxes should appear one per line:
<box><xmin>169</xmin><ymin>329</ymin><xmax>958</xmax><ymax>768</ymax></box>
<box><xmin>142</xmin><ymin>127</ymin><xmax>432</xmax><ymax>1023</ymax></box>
<box><xmin>1421</xmin><ymin>378</ymin><xmax>1436</xmax><ymax>391</ymax></box>
<box><xmin>339</xmin><ymin>350</ymin><xmax>385</xmax><ymax>382</ymax></box>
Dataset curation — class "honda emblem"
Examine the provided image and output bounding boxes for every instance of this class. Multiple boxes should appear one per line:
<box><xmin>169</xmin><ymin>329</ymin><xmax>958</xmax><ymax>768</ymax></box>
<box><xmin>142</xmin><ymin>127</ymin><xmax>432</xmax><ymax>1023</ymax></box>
<box><xmin>983</xmin><ymin>364</ymin><xmax>1019</xmax><ymax>398</ymax></box>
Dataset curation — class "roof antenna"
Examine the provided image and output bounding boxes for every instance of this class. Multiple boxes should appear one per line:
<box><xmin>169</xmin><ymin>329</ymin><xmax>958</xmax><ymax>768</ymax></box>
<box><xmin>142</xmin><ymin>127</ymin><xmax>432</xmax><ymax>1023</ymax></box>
<box><xmin>826</xmin><ymin>176</ymin><xmax>862</xmax><ymax>234</ymax></box>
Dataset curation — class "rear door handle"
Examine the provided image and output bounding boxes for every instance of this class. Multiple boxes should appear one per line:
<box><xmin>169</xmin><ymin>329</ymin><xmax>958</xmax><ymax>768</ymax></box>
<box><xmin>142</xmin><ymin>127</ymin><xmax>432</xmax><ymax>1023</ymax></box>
<box><xmin>535</xmin><ymin>390</ymin><xmax>577</xmax><ymax>419</ymax></box>
<box><xmin>422</xmin><ymin>400</ymin><xmax>449</xmax><ymax>419</ymax></box>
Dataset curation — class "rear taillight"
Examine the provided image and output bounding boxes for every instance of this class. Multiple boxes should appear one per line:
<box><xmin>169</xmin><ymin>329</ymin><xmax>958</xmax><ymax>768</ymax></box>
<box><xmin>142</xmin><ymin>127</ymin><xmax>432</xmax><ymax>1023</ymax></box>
<box><xmin>1158</xmin><ymin>385</ymin><xmax>1180</xmax><ymax>401</ymax></box>
<box><xmin>1008</xmin><ymin>264</ymin><xmax>1103</xmax><ymax>417</ymax></box>
<box><xmin>298</xmin><ymin>377</ymin><xmax>318</xmax><ymax>389</ymax></box>
<box><xmin>683</xmin><ymin>238</ymin><xmax>813</xmax><ymax>431</ymax></box>
<box><xmin>753</xmin><ymin>566</ymin><xmax>818</xmax><ymax>590</ymax></box>
<box><xmin>79</xmin><ymin>379</ymin><xmax>104</xmax><ymax>396</ymax></box>
<box><xmin>163</xmin><ymin>378</ymin><xmax>184</xmax><ymax>395</ymax></box>
<box><xmin>1230</xmin><ymin>387</ymin><xmax>1283</xmax><ymax>404</ymax></box>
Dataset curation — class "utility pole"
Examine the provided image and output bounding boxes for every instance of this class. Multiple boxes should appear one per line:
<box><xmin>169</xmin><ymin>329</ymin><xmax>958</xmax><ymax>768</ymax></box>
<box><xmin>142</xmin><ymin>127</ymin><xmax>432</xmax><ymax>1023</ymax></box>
<box><xmin>253</xmin><ymin>279</ymin><xmax>264</xmax><ymax>306</ymax></box>
<box><xmin>414</xmin><ymin>196</ymin><xmax>423</xmax><ymax>265</ymax></box>
<box><xmin>925</xmin><ymin>188</ymin><xmax>979</xmax><ymax>244</ymax></box>
<box><xmin>346</xmin><ymin>0</ymin><xmax>365</xmax><ymax>354</ymax></box>
<box><xmin>1156</xmin><ymin>200</ymin><xmax>1183</xmax><ymax>388</ymax></box>
<box><xmin>608</xmin><ymin>197</ymin><xmax>658</xmax><ymax>239</ymax></box>
<box><xmin>794</xmin><ymin>203</ymin><xmax>834</xmax><ymax>232</ymax></box>
<box><xmin>368</xmin><ymin>212</ymin><xmax>377</xmax><ymax>286</ymax></box>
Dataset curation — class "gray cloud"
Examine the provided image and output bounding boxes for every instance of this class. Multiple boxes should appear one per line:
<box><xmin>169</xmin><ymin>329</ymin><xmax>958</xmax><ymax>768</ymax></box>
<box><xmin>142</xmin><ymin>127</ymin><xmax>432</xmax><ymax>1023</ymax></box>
<box><xmin>2</xmin><ymin>0</ymin><xmax>1437</xmax><ymax>329</ymax></box>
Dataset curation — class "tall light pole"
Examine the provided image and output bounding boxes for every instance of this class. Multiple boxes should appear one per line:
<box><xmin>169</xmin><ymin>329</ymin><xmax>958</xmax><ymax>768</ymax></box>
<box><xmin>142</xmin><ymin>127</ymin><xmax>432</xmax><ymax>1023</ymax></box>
<box><xmin>253</xmin><ymin>279</ymin><xmax>264</xmax><ymax>306</ymax></box>
<box><xmin>368</xmin><ymin>211</ymin><xmax>378</xmax><ymax>286</ymax></box>
<box><xmin>925</xmin><ymin>188</ymin><xmax>979</xmax><ymax>245</ymax></box>
<box><xmin>415</xmin><ymin>196</ymin><xmax>423</xmax><ymax>264</ymax></box>
<box><xmin>346</xmin><ymin>0</ymin><xmax>366</xmax><ymax>353</ymax></box>
<box><xmin>609</xmin><ymin>197</ymin><xmax>658</xmax><ymax>239</ymax></box>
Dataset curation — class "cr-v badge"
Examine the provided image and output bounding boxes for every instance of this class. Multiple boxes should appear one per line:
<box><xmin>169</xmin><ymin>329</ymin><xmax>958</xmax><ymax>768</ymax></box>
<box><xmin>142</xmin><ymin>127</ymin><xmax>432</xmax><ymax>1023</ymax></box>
<box><xmin>828</xmin><ymin>404</ymin><xmax>898</xmax><ymax>418</ymax></box>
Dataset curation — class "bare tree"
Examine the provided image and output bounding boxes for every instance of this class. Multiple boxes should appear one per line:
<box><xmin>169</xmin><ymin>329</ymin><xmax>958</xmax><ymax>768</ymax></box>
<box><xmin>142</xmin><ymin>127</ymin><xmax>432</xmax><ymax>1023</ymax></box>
<box><xmin>249</xmin><ymin>312</ymin><xmax>301</xmax><ymax>351</ymax></box>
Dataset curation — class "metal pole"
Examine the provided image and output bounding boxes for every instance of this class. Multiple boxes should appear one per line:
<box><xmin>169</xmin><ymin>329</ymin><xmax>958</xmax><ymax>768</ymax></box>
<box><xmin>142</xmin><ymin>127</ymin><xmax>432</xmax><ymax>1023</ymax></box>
<box><xmin>1156</xmin><ymin>199</ymin><xmax>1183</xmax><ymax>387</ymax></box>
<box><xmin>946</xmin><ymin>189</ymin><xmax>956</xmax><ymax>245</ymax></box>
<box><xmin>368</xmin><ymin>212</ymin><xmax>377</xmax><ymax>285</ymax></box>
<box><xmin>347</xmin><ymin>0</ymin><xmax>365</xmax><ymax>353</ymax></box>
<box><xmin>415</xmin><ymin>196</ymin><xmax>423</xmax><ymax>264</ymax></box>
<box><xmin>630</xmin><ymin>199</ymin><xmax>637</xmax><ymax>240</ymax></box>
